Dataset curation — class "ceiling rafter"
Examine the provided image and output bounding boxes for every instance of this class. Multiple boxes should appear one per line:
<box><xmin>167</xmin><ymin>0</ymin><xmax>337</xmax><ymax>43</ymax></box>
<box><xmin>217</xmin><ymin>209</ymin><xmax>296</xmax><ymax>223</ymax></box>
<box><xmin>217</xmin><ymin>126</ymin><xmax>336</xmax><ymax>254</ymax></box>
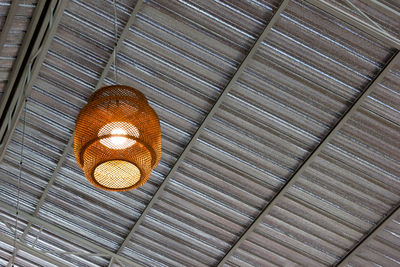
<box><xmin>216</xmin><ymin>50</ymin><xmax>400</xmax><ymax>266</ymax></box>
<box><xmin>3</xmin><ymin>2</ymin><xmax>69</xmax><ymax>264</ymax></box>
<box><xmin>0</xmin><ymin>0</ymin><xmax>19</xmax><ymax>54</ymax></box>
<box><xmin>105</xmin><ymin>0</ymin><xmax>291</xmax><ymax>265</ymax></box>
<box><xmin>0</xmin><ymin>0</ymin><xmax>398</xmax><ymax>266</ymax></box>
<box><xmin>305</xmin><ymin>0</ymin><xmax>400</xmax><ymax>49</ymax></box>
<box><xmin>4</xmin><ymin>0</ymin><xmax>145</xmax><ymax>265</ymax></box>
<box><xmin>0</xmin><ymin>0</ymin><xmax>47</xmax><ymax>146</ymax></box>
<box><xmin>336</xmin><ymin>204</ymin><xmax>400</xmax><ymax>266</ymax></box>
<box><xmin>6</xmin><ymin>137</ymin><xmax>74</xmax><ymax>267</ymax></box>
<box><xmin>0</xmin><ymin>0</ymin><xmax>67</xmax><ymax>161</ymax></box>
<box><xmin>0</xmin><ymin>202</ymin><xmax>142</xmax><ymax>266</ymax></box>
<box><xmin>0</xmin><ymin>233</ymin><xmax>69</xmax><ymax>267</ymax></box>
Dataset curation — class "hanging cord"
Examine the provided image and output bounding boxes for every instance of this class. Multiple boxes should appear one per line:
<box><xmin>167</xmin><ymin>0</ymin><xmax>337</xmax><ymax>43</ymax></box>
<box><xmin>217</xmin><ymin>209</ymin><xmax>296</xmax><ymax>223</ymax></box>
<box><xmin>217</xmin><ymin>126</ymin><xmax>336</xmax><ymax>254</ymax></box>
<box><xmin>10</xmin><ymin>2</ymin><xmax>28</xmax><ymax>264</ymax></box>
<box><xmin>113</xmin><ymin>0</ymin><xmax>118</xmax><ymax>84</ymax></box>
<box><xmin>11</xmin><ymin>96</ymin><xmax>27</xmax><ymax>263</ymax></box>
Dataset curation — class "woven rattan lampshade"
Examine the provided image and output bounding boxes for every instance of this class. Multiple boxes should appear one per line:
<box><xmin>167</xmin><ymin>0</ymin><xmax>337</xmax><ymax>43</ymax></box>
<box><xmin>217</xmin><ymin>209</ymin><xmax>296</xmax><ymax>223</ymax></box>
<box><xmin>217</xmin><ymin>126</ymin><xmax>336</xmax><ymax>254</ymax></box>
<box><xmin>74</xmin><ymin>85</ymin><xmax>161</xmax><ymax>191</ymax></box>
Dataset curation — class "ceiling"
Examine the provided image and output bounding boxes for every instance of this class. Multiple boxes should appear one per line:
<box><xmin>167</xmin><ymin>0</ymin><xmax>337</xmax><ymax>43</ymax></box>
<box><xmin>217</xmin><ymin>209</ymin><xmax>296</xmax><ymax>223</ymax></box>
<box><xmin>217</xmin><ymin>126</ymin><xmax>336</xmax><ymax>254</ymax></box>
<box><xmin>0</xmin><ymin>0</ymin><xmax>399</xmax><ymax>266</ymax></box>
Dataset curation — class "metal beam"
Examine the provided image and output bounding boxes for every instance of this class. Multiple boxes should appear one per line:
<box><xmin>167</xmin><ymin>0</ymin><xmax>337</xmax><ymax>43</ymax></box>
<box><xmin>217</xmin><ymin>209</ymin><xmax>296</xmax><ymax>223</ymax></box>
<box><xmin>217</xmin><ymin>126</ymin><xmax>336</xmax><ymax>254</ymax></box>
<box><xmin>5</xmin><ymin>1</ymin><xmax>144</xmax><ymax>266</ymax></box>
<box><xmin>305</xmin><ymin>0</ymin><xmax>400</xmax><ymax>49</ymax></box>
<box><xmin>368</xmin><ymin>0</ymin><xmax>400</xmax><ymax>17</ymax></box>
<box><xmin>4</xmin><ymin>1</ymin><xmax>67</xmax><ymax>265</ymax></box>
<box><xmin>0</xmin><ymin>0</ymin><xmax>47</xmax><ymax>136</ymax></box>
<box><xmin>15</xmin><ymin>0</ymin><xmax>144</xmax><ymax>242</ymax></box>
<box><xmin>0</xmin><ymin>233</ymin><xmax>69</xmax><ymax>267</ymax></box>
<box><xmin>336</xmin><ymin>204</ymin><xmax>400</xmax><ymax>266</ymax></box>
<box><xmin>106</xmin><ymin>1</ymin><xmax>291</xmax><ymax>265</ymax></box>
<box><xmin>0</xmin><ymin>0</ymin><xmax>67</xmax><ymax>161</ymax></box>
<box><xmin>344</xmin><ymin>0</ymin><xmax>383</xmax><ymax>31</ymax></box>
<box><xmin>216</xmin><ymin>50</ymin><xmax>400</xmax><ymax>266</ymax></box>
<box><xmin>0</xmin><ymin>202</ymin><xmax>141</xmax><ymax>266</ymax></box>
<box><xmin>0</xmin><ymin>0</ymin><xmax>19</xmax><ymax>53</ymax></box>
<box><xmin>17</xmin><ymin>137</ymin><xmax>74</xmax><ymax>242</ymax></box>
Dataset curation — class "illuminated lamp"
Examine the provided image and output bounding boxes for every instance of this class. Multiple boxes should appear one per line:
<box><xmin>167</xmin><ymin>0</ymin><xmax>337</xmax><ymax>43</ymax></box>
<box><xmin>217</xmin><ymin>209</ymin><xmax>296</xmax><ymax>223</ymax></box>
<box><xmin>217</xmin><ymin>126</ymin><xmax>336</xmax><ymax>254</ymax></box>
<box><xmin>74</xmin><ymin>85</ymin><xmax>161</xmax><ymax>191</ymax></box>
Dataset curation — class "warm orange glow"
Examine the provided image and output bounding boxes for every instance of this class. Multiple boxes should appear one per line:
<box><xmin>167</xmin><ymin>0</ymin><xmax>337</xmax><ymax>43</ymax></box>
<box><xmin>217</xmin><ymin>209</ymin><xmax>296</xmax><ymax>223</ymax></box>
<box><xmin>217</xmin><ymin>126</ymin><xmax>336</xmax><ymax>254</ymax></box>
<box><xmin>74</xmin><ymin>85</ymin><xmax>161</xmax><ymax>191</ymax></box>
<box><xmin>98</xmin><ymin>122</ymin><xmax>139</xmax><ymax>149</ymax></box>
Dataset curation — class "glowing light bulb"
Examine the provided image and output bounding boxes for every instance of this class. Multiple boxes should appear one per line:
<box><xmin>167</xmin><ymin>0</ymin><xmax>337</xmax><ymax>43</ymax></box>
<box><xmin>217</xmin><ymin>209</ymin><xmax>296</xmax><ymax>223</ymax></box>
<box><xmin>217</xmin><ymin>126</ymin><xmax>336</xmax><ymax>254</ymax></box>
<box><xmin>110</xmin><ymin>128</ymin><xmax>128</xmax><ymax>146</ymax></box>
<box><xmin>98</xmin><ymin>122</ymin><xmax>139</xmax><ymax>150</ymax></box>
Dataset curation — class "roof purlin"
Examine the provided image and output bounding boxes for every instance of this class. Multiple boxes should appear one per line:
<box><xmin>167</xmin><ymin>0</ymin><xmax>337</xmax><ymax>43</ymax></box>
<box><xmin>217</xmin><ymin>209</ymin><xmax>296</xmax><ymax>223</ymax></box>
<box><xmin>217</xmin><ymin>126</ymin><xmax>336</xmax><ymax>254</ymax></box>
<box><xmin>216</xmin><ymin>50</ymin><xmax>400</xmax><ymax>266</ymax></box>
<box><xmin>106</xmin><ymin>0</ymin><xmax>292</xmax><ymax>265</ymax></box>
<box><xmin>4</xmin><ymin>0</ymin><xmax>145</xmax><ymax>266</ymax></box>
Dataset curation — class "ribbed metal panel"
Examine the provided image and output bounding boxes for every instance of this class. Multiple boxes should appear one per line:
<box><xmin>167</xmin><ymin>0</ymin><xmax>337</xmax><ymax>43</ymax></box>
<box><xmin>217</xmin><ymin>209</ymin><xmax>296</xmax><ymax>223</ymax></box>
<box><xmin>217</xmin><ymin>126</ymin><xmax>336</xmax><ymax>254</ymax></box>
<box><xmin>226</xmin><ymin>100</ymin><xmax>400</xmax><ymax>265</ymax></box>
<box><xmin>0</xmin><ymin>208</ymin><xmax>108</xmax><ymax>266</ymax></box>
<box><xmin>3</xmin><ymin>0</ymin><xmax>276</xmax><ymax>265</ymax></box>
<box><xmin>0</xmin><ymin>118</ymin><xmax>59</xmax><ymax>213</ymax></box>
<box><xmin>1</xmin><ymin>0</ymin><xmax>141</xmax><ymax>265</ymax></box>
<box><xmin>325</xmin><ymin>0</ymin><xmax>400</xmax><ymax>39</ymax></box>
<box><xmin>225</xmin><ymin>3</ymin><xmax>400</xmax><ymax>266</ymax></box>
<box><xmin>0</xmin><ymin>1</ymin><xmax>36</xmax><ymax>98</ymax></box>
<box><xmin>341</xmin><ymin>58</ymin><xmax>400</xmax><ymax>267</ymax></box>
<box><xmin>346</xmin><ymin>213</ymin><xmax>400</xmax><ymax>266</ymax></box>
<box><xmin>0</xmin><ymin>216</ymin><xmax>41</xmax><ymax>267</ymax></box>
<box><xmin>0</xmin><ymin>0</ymin><xmax>399</xmax><ymax>266</ymax></box>
<box><xmin>108</xmin><ymin>0</ymin><xmax>278</xmax><ymax>266</ymax></box>
<box><xmin>116</xmin><ymin>0</ymin><xmax>397</xmax><ymax>266</ymax></box>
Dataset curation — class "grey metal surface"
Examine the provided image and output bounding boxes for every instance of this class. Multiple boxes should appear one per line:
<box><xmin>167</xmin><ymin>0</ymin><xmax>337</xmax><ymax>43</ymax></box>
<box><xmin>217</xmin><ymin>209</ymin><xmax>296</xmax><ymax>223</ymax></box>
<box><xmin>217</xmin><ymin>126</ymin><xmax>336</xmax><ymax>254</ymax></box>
<box><xmin>305</xmin><ymin>0</ymin><xmax>400</xmax><ymax>49</ymax></box>
<box><xmin>0</xmin><ymin>0</ymin><xmax>67</xmax><ymax>160</ymax></box>
<box><xmin>0</xmin><ymin>0</ymin><xmax>37</xmax><ymax>102</ymax></box>
<box><xmin>120</xmin><ymin>0</ymin><xmax>398</xmax><ymax>265</ymax></box>
<box><xmin>107</xmin><ymin>1</ymin><xmax>290</xmax><ymax>266</ymax></box>
<box><xmin>0</xmin><ymin>0</ymin><xmax>19</xmax><ymax>55</ymax></box>
<box><xmin>323</xmin><ymin>0</ymin><xmax>400</xmax><ymax>39</ymax></box>
<box><xmin>342</xmin><ymin>212</ymin><xmax>400</xmax><ymax>266</ymax></box>
<box><xmin>0</xmin><ymin>0</ymin><xmax>399</xmax><ymax>266</ymax></box>
<box><xmin>217</xmin><ymin>43</ymin><xmax>400</xmax><ymax>267</ymax></box>
<box><xmin>0</xmin><ymin>201</ymin><xmax>141</xmax><ymax>266</ymax></box>
<box><xmin>9</xmin><ymin>1</ymin><xmax>146</xmax><ymax>264</ymax></box>
<box><xmin>224</xmin><ymin>52</ymin><xmax>400</xmax><ymax>266</ymax></box>
<box><xmin>337</xmin><ymin>205</ymin><xmax>400</xmax><ymax>266</ymax></box>
<box><xmin>0</xmin><ymin>233</ymin><xmax>68</xmax><ymax>267</ymax></box>
<box><xmin>336</xmin><ymin>58</ymin><xmax>400</xmax><ymax>266</ymax></box>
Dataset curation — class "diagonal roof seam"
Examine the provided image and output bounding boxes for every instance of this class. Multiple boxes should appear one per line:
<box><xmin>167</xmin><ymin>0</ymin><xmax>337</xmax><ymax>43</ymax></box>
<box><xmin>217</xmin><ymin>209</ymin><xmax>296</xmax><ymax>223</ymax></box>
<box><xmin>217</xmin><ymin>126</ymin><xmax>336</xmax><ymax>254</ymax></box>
<box><xmin>216</xmin><ymin>50</ymin><xmax>400</xmax><ymax>266</ymax></box>
<box><xmin>5</xmin><ymin>0</ymin><xmax>145</xmax><ymax>266</ymax></box>
<box><xmin>336</xmin><ymin>203</ymin><xmax>400</xmax><ymax>266</ymax></box>
<box><xmin>2</xmin><ymin>0</ymin><xmax>399</xmax><ymax>265</ymax></box>
<box><xmin>0</xmin><ymin>233</ymin><xmax>70</xmax><ymax>267</ymax></box>
<box><xmin>0</xmin><ymin>0</ymin><xmax>66</xmax><ymax>160</ymax></box>
<box><xmin>0</xmin><ymin>202</ymin><xmax>143</xmax><ymax>266</ymax></box>
<box><xmin>305</xmin><ymin>0</ymin><xmax>400</xmax><ymax>49</ymax></box>
<box><xmin>105</xmin><ymin>1</ymin><xmax>292</xmax><ymax>266</ymax></box>
<box><xmin>4</xmin><ymin>0</ymin><xmax>70</xmax><ymax>265</ymax></box>
<box><xmin>0</xmin><ymin>0</ymin><xmax>47</xmax><ymax>144</ymax></box>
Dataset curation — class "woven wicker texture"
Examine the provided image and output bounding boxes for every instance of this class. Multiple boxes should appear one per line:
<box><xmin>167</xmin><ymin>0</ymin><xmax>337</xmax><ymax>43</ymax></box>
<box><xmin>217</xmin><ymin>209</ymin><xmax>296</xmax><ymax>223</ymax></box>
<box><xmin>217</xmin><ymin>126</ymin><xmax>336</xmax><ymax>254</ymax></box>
<box><xmin>74</xmin><ymin>85</ymin><xmax>161</xmax><ymax>191</ymax></box>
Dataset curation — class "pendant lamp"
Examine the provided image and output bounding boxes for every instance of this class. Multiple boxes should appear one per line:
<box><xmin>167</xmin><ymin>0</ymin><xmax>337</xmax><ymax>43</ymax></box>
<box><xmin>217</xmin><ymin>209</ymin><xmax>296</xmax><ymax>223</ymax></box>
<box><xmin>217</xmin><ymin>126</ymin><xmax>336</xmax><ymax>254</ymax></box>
<box><xmin>74</xmin><ymin>85</ymin><xmax>161</xmax><ymax>191</ymax></box>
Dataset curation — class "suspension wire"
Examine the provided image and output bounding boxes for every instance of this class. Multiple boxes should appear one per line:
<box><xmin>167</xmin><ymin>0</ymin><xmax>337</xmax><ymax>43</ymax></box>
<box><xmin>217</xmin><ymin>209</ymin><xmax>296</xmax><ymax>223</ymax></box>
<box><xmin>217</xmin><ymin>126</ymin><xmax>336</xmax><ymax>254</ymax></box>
<box><xmin>12</xmin><ymin>95</ymin><xmax>28</xmax><ymax>264</ymax></box>
<box><xmin>113</xmin><ymin>0</ymin><xmax>118</xmax><ymax>84</ymax></box>
<box><xmin>10</xmin><ymin>2</ymin><xmax>28</xmax><ymax>264</ymax></box>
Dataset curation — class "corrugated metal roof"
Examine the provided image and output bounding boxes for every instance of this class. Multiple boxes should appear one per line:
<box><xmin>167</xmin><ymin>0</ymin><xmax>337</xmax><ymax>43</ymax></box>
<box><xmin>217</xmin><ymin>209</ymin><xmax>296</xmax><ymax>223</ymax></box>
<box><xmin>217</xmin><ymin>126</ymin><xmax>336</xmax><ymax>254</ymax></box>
<box><xmin>0</xmin><ymin>0</ymin><xmax>399</xmax><ymax>266</ymax></box>
<box><xmin>346</xmin><ymin>213</ymin><xmax>400</xmax><ymax>266</ymax></box>
<box><xmin>324</xmin><ymin>0</ymin><xmax>400</xmax><ymax>40</ymax></box>
<box><xmin>0</xmin><ymin>0</ymin><xmax>37</xmax><ymax>99</ymax></box>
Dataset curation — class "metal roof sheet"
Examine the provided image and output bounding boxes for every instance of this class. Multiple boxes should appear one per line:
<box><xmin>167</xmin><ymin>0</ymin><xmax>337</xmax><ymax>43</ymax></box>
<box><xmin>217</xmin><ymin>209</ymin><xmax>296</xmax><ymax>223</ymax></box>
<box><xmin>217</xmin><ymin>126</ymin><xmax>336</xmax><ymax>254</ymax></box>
<box><xmin>0</xmin><ymin>0</ymin><xmax>399</xmax><ymax>266</ymax></box>
<box><xmin>0</xmin><ymin>1</ymin><xmax>36</xmax><ymax>99</ymax></box>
